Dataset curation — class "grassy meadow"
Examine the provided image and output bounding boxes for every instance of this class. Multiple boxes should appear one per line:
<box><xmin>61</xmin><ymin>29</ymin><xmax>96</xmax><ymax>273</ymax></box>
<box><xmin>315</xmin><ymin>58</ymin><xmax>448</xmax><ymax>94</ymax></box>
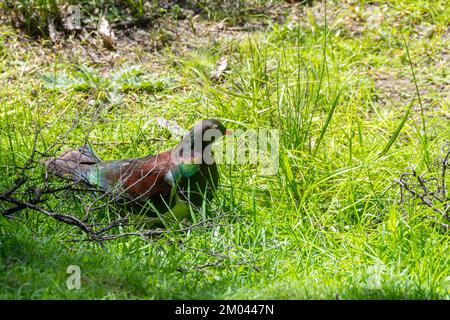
<box><xmin>0</xmin><ymin>0</ymin><xmax>449</xmax><ymax>299</ymax></box>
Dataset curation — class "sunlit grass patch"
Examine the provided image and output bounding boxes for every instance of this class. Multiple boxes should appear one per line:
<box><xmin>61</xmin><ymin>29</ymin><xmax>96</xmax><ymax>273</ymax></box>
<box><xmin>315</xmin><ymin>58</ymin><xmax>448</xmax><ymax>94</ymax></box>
<box><xmin>0</xmin><ymin>0</ymin><xmax>449</xmax><ymax>299</ymax></box>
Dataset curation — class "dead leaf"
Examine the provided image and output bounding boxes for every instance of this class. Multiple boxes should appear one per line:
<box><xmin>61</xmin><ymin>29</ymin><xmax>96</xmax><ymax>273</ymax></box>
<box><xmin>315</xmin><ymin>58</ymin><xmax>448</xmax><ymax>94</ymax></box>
<box><xmin>156</xmin><ymin>118</ymin><xmax>187</xmax><ymax>137</ymax></box>
<box><xmin>210</xmin><ymin>56</ymin><xmax>228</xmax><ymax>81</ymax></box>
<box><xmin>443</xmin><ymin>112</ymin><xmax>450</xmax><ymax>120</ymax></box>
<box><xmin>98</xmin><ymin>15</ymin><xmax>116</xmax><ymax>50</ymax></box>
<box><xmin>47</xmin><ymin>17</ymin><xmax>58</xmax><ymax>43</ymax></box>
<box><xmin>60</xmin><ymin>4</ymin><xmax>82</xmax><ymax>31</ymax></box>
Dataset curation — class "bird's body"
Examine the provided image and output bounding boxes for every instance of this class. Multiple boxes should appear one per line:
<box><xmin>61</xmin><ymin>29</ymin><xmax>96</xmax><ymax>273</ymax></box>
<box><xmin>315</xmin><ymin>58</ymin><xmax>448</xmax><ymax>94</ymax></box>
<box><xmin>44</xmin><ymin>119</ymin><xmax>230</xmax><ymax>226</ymax></box>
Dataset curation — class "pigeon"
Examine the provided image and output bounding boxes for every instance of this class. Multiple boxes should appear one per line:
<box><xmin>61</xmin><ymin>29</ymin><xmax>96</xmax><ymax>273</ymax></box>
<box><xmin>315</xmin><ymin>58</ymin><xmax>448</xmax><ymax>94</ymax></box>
<box><xmin>44</xmin><ymin>119</ymin><xmax>232</xmax><ymax>226</ymax></box>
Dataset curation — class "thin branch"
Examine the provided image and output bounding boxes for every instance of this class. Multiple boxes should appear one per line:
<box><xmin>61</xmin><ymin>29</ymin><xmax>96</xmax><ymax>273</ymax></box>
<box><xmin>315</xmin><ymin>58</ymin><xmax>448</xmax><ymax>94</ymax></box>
<box><xmin>395</xmin><ymin>146</ymin><xmax>450</xmax><ymax>229</ymax></box>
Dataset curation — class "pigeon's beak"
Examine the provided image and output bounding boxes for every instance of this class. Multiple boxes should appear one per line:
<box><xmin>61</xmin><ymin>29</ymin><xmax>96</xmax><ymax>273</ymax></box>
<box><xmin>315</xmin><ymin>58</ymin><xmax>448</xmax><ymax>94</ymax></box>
<box><xmin>225</xmin><ymin>129</ymin><xmax>233</xmax><ymax>136</ymax></box>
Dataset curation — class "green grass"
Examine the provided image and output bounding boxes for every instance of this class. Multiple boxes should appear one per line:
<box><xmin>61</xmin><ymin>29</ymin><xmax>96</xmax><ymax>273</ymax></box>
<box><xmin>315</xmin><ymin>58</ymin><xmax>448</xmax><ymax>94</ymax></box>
<box><xmin>1</xmin><ymin>0</ymin><xmax>450</xmax><ymax>299</ymax></box>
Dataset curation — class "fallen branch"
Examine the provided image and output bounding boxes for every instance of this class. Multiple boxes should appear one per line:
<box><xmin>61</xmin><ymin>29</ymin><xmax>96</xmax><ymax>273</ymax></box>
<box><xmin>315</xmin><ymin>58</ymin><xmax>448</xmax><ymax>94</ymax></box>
<box><xmin>395</xmin><ymin>144</ymin><xmax>450</xmax><ymax>229</ymax></box>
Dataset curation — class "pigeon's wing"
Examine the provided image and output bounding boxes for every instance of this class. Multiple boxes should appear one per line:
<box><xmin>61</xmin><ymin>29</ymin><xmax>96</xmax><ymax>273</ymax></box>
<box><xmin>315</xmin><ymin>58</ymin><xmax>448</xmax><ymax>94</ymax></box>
<box><xmin>84</xmin><ymin>151</ymin><xmax>176</xmax><ymax>201</ymax></box>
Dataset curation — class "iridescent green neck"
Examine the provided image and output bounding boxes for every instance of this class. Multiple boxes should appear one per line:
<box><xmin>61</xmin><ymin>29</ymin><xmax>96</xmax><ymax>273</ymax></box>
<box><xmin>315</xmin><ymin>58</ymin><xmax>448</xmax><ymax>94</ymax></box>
<box><xmin>175</xmin><ymin>162</ymin><xmax>200</xmax><ymax>179</ymax></box>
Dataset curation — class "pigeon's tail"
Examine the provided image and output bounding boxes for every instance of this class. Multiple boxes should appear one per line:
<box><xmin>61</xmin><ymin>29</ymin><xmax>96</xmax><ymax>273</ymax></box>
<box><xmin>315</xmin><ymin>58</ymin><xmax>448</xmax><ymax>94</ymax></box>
<box><xmin>43</xmin><ymin>144</ymin><xmax>101</xmax><ymax>182</ymax></box>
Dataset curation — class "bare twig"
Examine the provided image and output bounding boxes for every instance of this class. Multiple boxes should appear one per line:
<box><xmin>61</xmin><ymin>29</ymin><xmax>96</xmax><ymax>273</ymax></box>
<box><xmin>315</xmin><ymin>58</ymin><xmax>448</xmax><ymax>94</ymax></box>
<box><xmin>395</xmin><ymin>145</ymin><xmax>450</xmax><ymax>229</ymax></box>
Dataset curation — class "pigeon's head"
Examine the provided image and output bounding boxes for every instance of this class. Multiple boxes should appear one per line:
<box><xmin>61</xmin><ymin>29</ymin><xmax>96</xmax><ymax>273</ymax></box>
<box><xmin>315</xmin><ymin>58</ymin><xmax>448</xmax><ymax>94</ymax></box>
<box><xmin>177</xmin><ymin>119</ymin><xmax>232</xmax><ymax>156</ymax></box>
<box><xmin>192</xmin><ymin>119</ymin><xmax>232</xmax><ymax>138</ymax></box>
